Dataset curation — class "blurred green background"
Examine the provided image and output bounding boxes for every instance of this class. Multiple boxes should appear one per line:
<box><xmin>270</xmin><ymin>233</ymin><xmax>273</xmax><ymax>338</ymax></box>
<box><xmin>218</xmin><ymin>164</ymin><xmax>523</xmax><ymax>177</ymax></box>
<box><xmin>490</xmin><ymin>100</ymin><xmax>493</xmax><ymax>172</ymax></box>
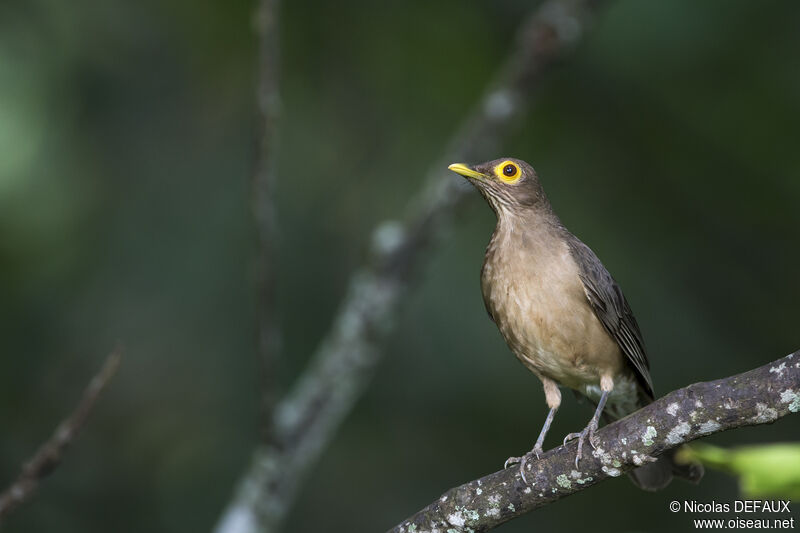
<box><xmin>1</xmin><ymin>0</ymin><xmax>799</xmax><ymax>531</ymax></box>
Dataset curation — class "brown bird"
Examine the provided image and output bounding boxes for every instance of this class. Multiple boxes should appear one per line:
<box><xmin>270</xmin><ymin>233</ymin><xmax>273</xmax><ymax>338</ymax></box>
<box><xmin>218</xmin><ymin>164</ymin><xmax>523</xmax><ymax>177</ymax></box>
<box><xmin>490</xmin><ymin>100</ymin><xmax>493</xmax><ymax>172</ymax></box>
<box><xmin>448</xmin><ymin>158</ymin><xmax>702</xmax><ymax>490</ymax></box>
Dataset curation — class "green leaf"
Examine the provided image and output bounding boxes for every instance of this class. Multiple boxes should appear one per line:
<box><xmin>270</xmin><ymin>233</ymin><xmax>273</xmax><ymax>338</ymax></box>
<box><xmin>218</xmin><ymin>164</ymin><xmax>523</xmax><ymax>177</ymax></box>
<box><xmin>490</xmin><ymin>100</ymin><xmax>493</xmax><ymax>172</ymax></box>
<box><xmin>679</xmin><ymin>443</ymin><xmax>800</xmax><ymax>500</ymax></box>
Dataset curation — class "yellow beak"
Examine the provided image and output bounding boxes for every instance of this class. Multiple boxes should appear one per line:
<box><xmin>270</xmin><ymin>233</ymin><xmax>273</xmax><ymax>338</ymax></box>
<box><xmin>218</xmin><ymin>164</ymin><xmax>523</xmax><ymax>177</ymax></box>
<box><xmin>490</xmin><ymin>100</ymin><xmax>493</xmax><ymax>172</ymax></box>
<box><xmin>448</xmin><ymin>163</ymin><xmax>486</xmax><ymax>180</ymax></box>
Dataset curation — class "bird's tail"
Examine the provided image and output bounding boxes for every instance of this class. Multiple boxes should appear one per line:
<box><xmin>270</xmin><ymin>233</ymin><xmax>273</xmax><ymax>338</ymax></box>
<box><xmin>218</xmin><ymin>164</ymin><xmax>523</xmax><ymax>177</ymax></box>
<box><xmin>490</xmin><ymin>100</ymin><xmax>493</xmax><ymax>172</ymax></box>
<box><xmin>627</xmin><ymin>446</ymin><xmax>704</xmax><ymax>491</ymax></box>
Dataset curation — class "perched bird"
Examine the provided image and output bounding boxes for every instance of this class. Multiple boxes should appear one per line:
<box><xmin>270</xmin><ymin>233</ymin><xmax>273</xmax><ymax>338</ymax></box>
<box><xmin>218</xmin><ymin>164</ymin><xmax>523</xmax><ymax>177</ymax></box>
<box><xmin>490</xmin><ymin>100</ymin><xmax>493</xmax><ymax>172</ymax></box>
<box><xmin>448</xmin><ymin>158</ymin><xmax>702</xmax><ymax>490</ymax></box>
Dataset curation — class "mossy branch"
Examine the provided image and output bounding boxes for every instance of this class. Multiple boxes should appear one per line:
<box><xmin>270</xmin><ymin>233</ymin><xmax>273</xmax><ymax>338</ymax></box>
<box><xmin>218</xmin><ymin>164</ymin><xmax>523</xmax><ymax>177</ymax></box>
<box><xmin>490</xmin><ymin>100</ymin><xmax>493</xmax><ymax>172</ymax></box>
<box><xmin>388</xmin><ymin>351</ymin><xmax>800</xmax><ymax>533</ymax></box>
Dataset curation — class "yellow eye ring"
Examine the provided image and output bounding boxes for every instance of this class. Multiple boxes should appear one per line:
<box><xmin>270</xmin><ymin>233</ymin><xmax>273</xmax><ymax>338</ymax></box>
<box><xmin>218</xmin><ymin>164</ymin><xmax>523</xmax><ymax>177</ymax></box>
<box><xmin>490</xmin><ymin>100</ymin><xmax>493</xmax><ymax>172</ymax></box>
<box><xmin>494</xmin><ymin>161</ymin><xmax>520</xmax><ymax>183</ymax></box>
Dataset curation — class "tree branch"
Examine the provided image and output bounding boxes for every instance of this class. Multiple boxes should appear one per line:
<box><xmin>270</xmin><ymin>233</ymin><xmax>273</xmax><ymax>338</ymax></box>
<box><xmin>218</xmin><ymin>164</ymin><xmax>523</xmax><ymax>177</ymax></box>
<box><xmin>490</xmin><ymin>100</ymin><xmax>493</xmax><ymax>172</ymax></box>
<box><xmin>214</xmin><ymin>1</ymin><xmax>604</xmax><ymax>531</ymax></box>
<box><xmin>389</xmin><ymin>351</ymin><xmax>800</xmax><ymax>533</ymax></box>
<box><xmin>252</xmin><ymin>0</ymin><xmax>282</xmax><ymax>441</ymax></box>
<box><xmin>0</xmin><ymin>350</ymin><xmax>122</xmax><ymax>524</ymax></box>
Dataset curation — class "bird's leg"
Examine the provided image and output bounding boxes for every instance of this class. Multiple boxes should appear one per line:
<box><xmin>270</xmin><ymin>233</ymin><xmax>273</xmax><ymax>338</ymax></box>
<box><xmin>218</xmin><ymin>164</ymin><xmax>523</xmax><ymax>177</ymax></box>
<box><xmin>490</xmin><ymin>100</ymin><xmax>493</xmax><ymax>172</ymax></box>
<box><xmin>504</xmin><ymin>378</ymin><xmax>560</xmax><ymax>484</ymax></box>
<box><xmin>531</xmin><ymin>406</ymin><xmax>556</xmax><ymax>457</ymax></box>
<box><xmin>504</xmin><ymin>407</ymin><xmax>556</xmax><ymax>484</ymax></box>
<box><xmin>563</xmin><ymin>376</ymin><xmax>612</xmax><ymax>468</ymax></box>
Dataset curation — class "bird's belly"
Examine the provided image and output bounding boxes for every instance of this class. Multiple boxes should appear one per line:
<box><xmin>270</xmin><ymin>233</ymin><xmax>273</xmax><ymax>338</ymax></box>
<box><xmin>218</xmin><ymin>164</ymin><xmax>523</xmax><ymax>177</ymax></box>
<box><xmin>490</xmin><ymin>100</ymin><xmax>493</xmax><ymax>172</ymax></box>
<box><xmin>504</xmin><ymin>309</ymin><xmax>613</xmax><ymax>388</ymax></box>
<box><xmin>484</xmin><ymin>268</ymin><xmax>623</xmax><ymax>391</ymax></box>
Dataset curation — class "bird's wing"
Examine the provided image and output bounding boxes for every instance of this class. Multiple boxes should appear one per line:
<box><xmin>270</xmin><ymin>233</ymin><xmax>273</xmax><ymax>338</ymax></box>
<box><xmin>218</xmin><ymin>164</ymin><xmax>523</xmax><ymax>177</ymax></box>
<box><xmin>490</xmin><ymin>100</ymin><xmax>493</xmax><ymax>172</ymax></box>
<box><xmin>565</xmin><ymin>236</ymin><xmax>655</xmax><ymax>400</ymax></box>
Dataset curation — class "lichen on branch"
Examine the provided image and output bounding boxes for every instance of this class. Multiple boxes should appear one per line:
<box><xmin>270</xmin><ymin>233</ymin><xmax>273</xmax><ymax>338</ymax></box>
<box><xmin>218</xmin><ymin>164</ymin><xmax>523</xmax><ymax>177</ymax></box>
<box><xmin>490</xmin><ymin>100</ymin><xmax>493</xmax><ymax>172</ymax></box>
<box><xmin>389</xmin><ymin>351</ymin><xmax>800</xmax><ymax>533</ymax></box>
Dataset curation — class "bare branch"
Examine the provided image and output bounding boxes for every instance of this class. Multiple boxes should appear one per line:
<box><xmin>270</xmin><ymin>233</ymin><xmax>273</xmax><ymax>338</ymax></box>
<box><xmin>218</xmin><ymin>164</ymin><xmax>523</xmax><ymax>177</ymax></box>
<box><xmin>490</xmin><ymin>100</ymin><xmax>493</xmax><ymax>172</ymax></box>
<box><xmin>214</xmin><ymin>1</ymin><xmax>605</xmax><ymax>532</ymax></box>
<box><xmin>0</xmin><ymin>350</ymin><xmax>122</xmax><ymax>523</ymax></box>
<box><xmin>389</xmin><ymin>351</ymin><xmax>800</xmax><ymax>533</ymax></box>
<box><xmin>252</xmin><ymin>0</ymin><xmax>282</xmax><ymax>440</ymax></box>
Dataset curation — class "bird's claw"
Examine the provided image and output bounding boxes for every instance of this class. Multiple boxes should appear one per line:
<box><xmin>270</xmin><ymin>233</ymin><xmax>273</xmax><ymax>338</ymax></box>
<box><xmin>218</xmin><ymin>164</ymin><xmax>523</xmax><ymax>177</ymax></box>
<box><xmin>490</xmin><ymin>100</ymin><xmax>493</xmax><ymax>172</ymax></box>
<box><xmin>503</xmin><ymin>445</ymin><xmax>543</xmax><ymax>485</ymax></box>
<box><xmin>562</xmin><ymin>431</ymin><xmax>581</xmax><ymax>446</ymax></box>
<box><xmin>562</xmin><ymin>422</ymin><xmax>599</xmax><ymax>468</ymax></box>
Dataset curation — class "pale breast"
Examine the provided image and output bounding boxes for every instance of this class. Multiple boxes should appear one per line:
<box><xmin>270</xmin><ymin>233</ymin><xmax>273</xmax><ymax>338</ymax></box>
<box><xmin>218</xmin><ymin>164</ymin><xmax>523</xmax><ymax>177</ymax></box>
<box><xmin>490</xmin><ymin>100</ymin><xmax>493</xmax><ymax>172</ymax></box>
<box><xmin>481</xmin><ymin>221</ymin><xmax>624</xmax><ymax>391</ymax></box>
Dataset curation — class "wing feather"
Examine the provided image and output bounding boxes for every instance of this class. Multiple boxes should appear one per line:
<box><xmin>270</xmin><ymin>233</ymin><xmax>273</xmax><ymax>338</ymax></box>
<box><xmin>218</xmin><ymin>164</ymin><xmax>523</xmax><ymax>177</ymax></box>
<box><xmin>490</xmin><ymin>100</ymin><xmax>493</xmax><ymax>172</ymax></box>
<box><xmin>566</xmin><ymin>236</ymin><xmax>655</xmax><ymax>400</ymax></box>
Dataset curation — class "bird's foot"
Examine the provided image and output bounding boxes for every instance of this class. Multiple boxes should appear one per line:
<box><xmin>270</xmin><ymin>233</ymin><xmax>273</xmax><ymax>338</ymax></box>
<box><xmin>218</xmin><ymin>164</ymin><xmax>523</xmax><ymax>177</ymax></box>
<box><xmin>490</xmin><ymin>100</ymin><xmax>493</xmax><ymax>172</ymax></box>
<box><xmin>504</xmin><ymin>444</ymin><xmax>543</xmax><ymax>485</ymax></box>
<box><xmin>562</xmin><ymin>420</ymin><xmax>600</xmax><ymax>468</ymax></box>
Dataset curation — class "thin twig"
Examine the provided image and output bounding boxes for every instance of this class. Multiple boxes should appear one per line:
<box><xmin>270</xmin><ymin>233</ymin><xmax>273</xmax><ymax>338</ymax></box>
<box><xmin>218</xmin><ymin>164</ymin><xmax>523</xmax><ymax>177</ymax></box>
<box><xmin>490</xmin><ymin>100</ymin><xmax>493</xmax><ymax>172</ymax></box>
<box><xmin>389</xmin><ymin>351</ymin><xmax>800</xmax><ymax>533</ymax></box>
<box><xmin>252</xmin><ymin>0</ymin><xmax>282</xmax><ymax>441</ymax></box>
<box><xmin>0</xmin><ymin>350</ymin><xmax>122</xmax><ymax>523</ymax></box>
<box><xmin>214</xmin><ymin>1</ymin><xmax>604</xmax><ymax>532</ymax></box>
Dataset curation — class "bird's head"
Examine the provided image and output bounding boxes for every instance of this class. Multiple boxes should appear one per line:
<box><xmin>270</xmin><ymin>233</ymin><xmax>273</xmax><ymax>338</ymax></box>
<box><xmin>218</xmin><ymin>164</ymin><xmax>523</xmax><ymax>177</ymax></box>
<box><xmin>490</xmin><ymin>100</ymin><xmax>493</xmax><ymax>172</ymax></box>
<box><xmin>448</xmin><ymin>157</ymin><xmax>548</xmax><ymax>215</ymax></box>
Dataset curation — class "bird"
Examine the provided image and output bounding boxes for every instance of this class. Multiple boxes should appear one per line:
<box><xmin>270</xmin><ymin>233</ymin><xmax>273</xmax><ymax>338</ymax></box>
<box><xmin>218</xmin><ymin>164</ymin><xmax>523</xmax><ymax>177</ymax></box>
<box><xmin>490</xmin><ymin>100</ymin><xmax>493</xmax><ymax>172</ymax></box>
<box><xmin>448</xmin><ymin>157</ymin><xmax>703</xmax><ymax>490</ymax></box>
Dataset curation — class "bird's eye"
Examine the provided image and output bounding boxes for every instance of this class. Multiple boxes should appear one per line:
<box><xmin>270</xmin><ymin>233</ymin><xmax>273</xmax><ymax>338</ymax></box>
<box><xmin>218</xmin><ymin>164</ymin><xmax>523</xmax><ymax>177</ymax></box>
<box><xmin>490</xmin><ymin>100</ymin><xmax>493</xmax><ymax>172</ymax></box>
<box><xmin>495</xmin><ymin>161</ymin><xmax>520</xmax><ymax>183</ymax></box>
